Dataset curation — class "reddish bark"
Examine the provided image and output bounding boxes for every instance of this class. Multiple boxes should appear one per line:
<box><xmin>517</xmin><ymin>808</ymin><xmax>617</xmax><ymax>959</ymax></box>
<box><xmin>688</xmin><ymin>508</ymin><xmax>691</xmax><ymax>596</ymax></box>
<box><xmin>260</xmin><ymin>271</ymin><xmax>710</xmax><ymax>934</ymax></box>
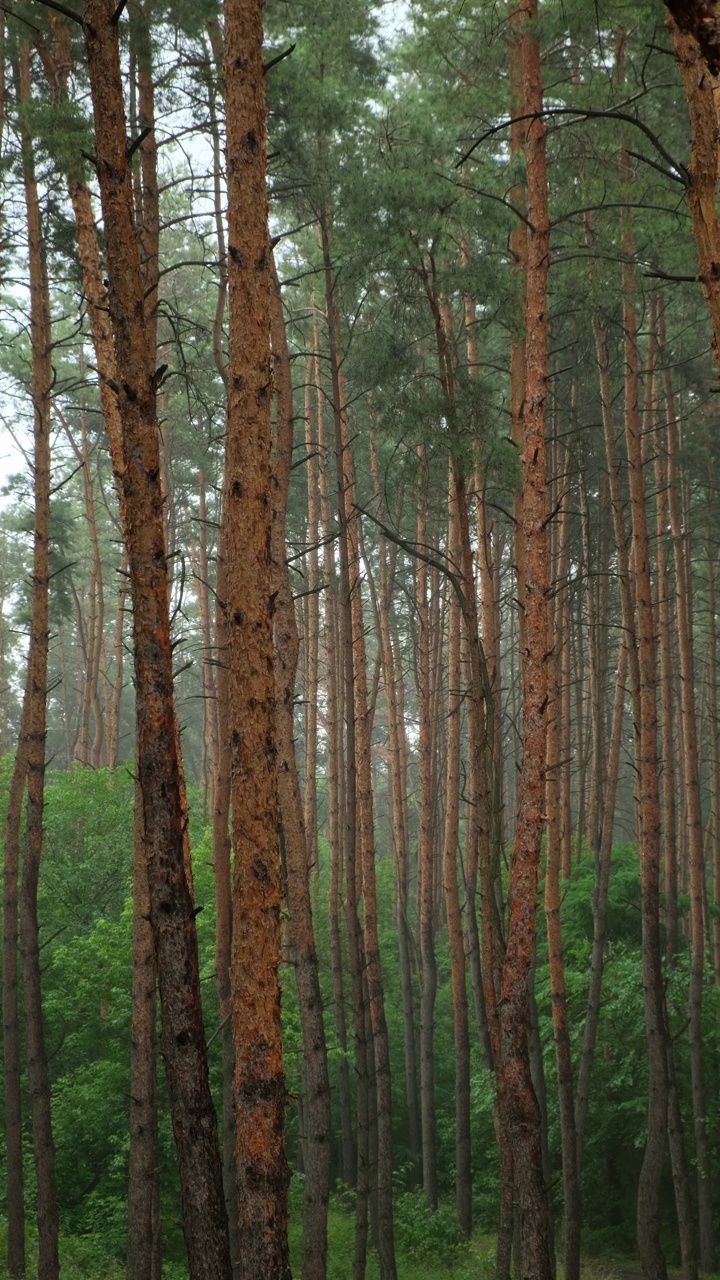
<box><xmin>223</xmin><ymin>1</ymin><xmax>290</xmax><ymax>1273</ymax></box>
<box><xmin>3</xmin><ymin>699</ymin><xmax>29</xmax><ymax>1280</ymax></box>
<box><xmin>82</xmin><ymin>6</ymin><xmax>231</xmax><ymax>1276</ymax></box>
<box><xmin>620</xmin><ymin>167</ymin><xmax>669</xmax><ymax>1280</ymax></box>
<box><xmin>416</xmin><ymin>448</ymin><xmax>439</xmax><ymax>1211</ymax></box>
<box><xmin>17</xmin><ymin>43</ymin><xmax>59</xmax><ymax>1280</ymax></box>
<box><xmin>270</xmin><ymin>255</ymin><xmax>331</xmax><ymax>1280</ymax></box>
<box><xmin>316</xmin><ymin>328</ymin><xmax>355</xmax><ymax>1186</ymax></box>
<box><xmin>498</xmin><ymin>6</ymin><xmax>554</xmax><ymax>1277</ymax></box>
<box><xmin>660</xmin><ymin>302</ymin><xmax>715</xmax><ymax>1271</ymax></box>
<box><xmin>443</xmin><ymin>470</ymin><xmax>472</xmax><ymax>1240</ymax></box>
<box><xmin>669</xmin><ymin>22</ymin><xmax>720</xmax><ymax>362</ymax></box>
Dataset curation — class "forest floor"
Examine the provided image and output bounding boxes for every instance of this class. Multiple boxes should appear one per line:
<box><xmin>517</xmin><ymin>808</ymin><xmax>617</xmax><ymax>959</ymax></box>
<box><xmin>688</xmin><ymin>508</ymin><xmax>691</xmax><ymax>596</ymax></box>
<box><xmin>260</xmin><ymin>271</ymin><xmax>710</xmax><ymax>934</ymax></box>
<box><xmin>0</xmin><ymin>1214</ymin><xmax>697</xmax><ymax>1280</ymax></box>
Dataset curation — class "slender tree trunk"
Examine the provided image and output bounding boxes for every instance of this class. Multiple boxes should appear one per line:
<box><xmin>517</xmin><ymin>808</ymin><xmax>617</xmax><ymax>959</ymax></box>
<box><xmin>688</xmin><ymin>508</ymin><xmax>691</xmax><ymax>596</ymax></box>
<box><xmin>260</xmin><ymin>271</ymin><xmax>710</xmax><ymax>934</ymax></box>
<box><xmin>270</xmin><ymin>256</ymin><xmax>331</xmax><ymax>1280</ymax></box>
<box><xmin>17</xmin><ymin>44</ymin><xmax>59</xmax><ymax>1280</ymax></box>
<box><xmin>304</xmin><ymin>348</ymin><xmax>321</xmax><ymax>875</ymax></box>
<box><xmin>212</xmin><ymin>501</ymin><xmax>239</xmax><ymax>1274</ymax></box>
<box><xmin>368</xmin><ymin>435</ymin><xmax>422</xmax><ymax>1182</ymax></box>
<box><xmin>652</xmin><ymin>346</ymin><xmax>679</xmax><ymax>964</ymax></box>
<box><xmin>82</xmin><ymin>8</ymin><xmax>231</xmax><ymax>1276</ymax></box>
<box><xmin>575</xmin><ymin>640</ymin><xmax>628</xmax><ymax>1167</ymax></box>
<box><xmin>3</xmin><ymin>698</ymin><xmax>29</xmax><ymax>1280</ymax></box>
<box><xmin>659</xmin><ymin>302</ymin><xmax>716</xmax><ymax>1271</ymax></box>
<box><xmin>416</xmin><ymin>447</ymin><xmax>439</xmax><ymax>1211</ymax></box>
<box><xmin>222</xmin><ymin>4</ymin><xmax>290</xmax><ymax>1274</ymax></box>
<box><xmin>545</xmin><ymin>483</ymin><xmax>580</xmax><ymax>1280</ymax></box>
<box><xmin>498</xmin><ymin>7</ymin><xmax>554</xmax><ymax>1277</ymax></box>
<box><xmin>669</xmin><ymin>20</ymin><xmax>720</xmax><ymax>365</ymax></box>
<box><xmin>707</xmin><ymin>545</ymin><xmax>720</xmax><ymax>979</ymax></box>
<box><xmin>320</xmin><ymin>212</ymin><xmax>371</xmax><ymax>1280</ymax></box>
<box><xmin>620</xmin><ymin>166</ymin><xmax>669</xmax><ymax>1280</ymax></box>
<box><xmin>317</xmin><ymin>338</ymin><xmax>355</xmax><ymax>1186</ymax></box>
<box><xmin>443</xmin><ymin>468</ymin><xmax>473</xmax><ymax>1240</ymax></box>
<box><xmin>127</xmin><ymin>789</ymin><xmax>161</xmax><ymax>1280</ymax></box>
<box><xmin>196</xmin><ymin>471</ymin><xmax>219</xmax><ymax>816</ymax></box>
<box><xmin>348</xmin><ymin>472</ymin><xmax>397</xmax><ymax>1280</ymax></box>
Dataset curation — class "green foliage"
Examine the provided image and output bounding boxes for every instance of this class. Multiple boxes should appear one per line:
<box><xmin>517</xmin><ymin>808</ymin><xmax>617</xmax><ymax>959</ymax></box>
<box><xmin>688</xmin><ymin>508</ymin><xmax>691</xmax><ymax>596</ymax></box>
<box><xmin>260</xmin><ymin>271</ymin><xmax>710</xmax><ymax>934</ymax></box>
<box><xmin>394</xmin><ymin>1190</ymin><xmax>467</xmax><ymax>1265</ymax></box>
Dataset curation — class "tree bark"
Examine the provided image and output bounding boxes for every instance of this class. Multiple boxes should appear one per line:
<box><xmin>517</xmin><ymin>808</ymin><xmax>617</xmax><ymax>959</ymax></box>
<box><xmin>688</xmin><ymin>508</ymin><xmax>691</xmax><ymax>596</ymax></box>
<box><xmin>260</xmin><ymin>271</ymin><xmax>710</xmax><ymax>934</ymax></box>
<box><xmin>620</xmin><ymin>167</ymin><xmax>669</xmax><ymax>1280</ymax></box>
<box><xmin>669</xmin><ymin>20</ymin><xmax>720</xmax><ymax>364</ymax></box>
<box><xmin>82</xmin><ymin>7</ymin><xmax>231</xmax><ymax>1276</ymax></box>
<box><xmin>498</xmin><ymin>7</ymin><xmax>554</xmax><ymax>1277</ymax></box>
<box><xmin>416</xmin><ymin>447</ymin><xmax>439</xmax><ymax>1212</ymax></box>
<box><xmin>443</xmin><ymin>468</ymin><xmax>473</xmax><ymax>1240</ymax></box>
<box><xmin>304</xmin><ymin>347</ymin><xmax>321</xmax><ymax>876</ymax></box>
<box><xmin>659</xmin><ymin>301</ymin><xmax>716</xmax><ymax>1272</ymax></box>
<box><xmin>368</xmin><ymin>433</ymin><xmax>422</xmax><ymax>1182</ymax></box>
<box><xmin>222</xmin><ymin>3</ymin><xmax>290</xmax><ymax>1274</ymax></box>
<box><xmin>545</xmin><ymin>473</ymin><xmax>580</xmax><ymax>1280</ymax></box>
<box><xmin>270</xmin><ymin>255</ymin><xmax>331</xmax><ymax>1280</ymax></box>
<box><xmin>316</xmin><ymin>334</ymin><xmax>355</xmax><ymax>1186</ymax></box>
<box><xmin>575</xmin><ymin>641</ymin><xmax>628</xmax><ymax>1167</ymax></box>
<box><xmin>3</xmin><ymin>695</ymin><xmax>29</xmax><ymax>1280</ymax></box>
<box><xmin>17</xmin><ymin>43</ymin><xmax>59</xmax><ymax>1280</ymax></box>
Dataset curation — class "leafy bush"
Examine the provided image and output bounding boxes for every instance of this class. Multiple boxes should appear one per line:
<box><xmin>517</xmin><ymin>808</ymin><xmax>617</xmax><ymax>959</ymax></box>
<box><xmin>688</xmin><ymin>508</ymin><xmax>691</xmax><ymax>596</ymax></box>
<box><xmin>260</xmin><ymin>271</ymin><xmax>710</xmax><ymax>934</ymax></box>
<box><xmin>393</xmin><ymin>1190</ymin><xmax>468</xmax><ymax>1265</ymax></box>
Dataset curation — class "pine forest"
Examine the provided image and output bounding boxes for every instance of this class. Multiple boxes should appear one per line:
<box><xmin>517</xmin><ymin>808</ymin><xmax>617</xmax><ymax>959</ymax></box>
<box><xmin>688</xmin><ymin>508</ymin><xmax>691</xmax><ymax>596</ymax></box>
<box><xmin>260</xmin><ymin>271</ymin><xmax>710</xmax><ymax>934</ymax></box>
<box><xmin>2</xmin><ymin>1</ymin><xmax>720</xmax><ymax>1278</ymax></box>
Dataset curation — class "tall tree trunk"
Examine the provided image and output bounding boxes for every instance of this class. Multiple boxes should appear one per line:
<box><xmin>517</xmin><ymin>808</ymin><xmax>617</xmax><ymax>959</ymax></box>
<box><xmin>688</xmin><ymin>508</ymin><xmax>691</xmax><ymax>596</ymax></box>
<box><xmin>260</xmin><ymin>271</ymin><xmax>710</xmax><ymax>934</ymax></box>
<box><xmin>416</xmin><ymin>447</ymin><xmax>439</xmax><ymax>1211</ymax></box>
<box><xmin>545</xmin><ymin>468</ymin><xmax>580</xmax><ymax>1280</ymax></box>
<box><xmin>707</xmin><ymin>544</ymin><xmax>720</xmax><ymax>979</ymax></box>
<box><xmin>620</xmin><ymin>165</ymin><xmax>669</xmax><ymax>1280</ymax></box>
<box><xmin>127</xmin><ymin>791</ymin><xmax>161</xmax><ymax>1280</ymax></box>
<box><xmin>270</xmin><ymin>256</ymin><xmax>331</xmax><ymax>1280</ymax></box>
<box><xmin>317</xmin><ymin>336</ymin><xmax>355</xmax><ymax>1186</ymax></box>
<box><xmin>212</xmin><ymin>498</ymin><xmax>239</xmax><ymax>1273</ymax></box>
<box><xmin>222</xmin><ymin>3</ymin><xmax>290</xmax><ymax>1274</ymax></box>
<box><xmin>442</xmin><ymin>469</ymin><xmax>473</xmax><ymax>1240</ymax></box>
<box><xmin>195</xmin><ymin>470</ymin><xmax>219</xmax><ymax>817</ymax></box>
<box><xmin>320</xmin><ymin>212</ymin><xmax>373</xmax><ymax>1280</ymax></box>
<box><xmin>498</xmin><ymin>6</ymin><xmax>554</xmax><ymax>1277</ymax></box>
<box><xmin>368</xmin><ymin>434</ymin><xmax>422</xmax><ymax>1182</ymax></box>
<box><xmin>17</xmin><ymin>43</ymin><xmax>59</xmax><ymax>1280</ymax></box>
<box><xmin>304</xmin><ymin>347</ymin><xmax>321</xmax><ymax>875</ymax></box>
<box><xmin>659</xmin><ymin>302</ymin><xmax>716</xmax><ymax>1271</ymax></box>
<box><xmin>3</xmin><ymin>696</ymin><xmax>29</xmax><ymax>1280</ymax></box>
<box><xmin>652</xmin><ymin>342</ymin><xmax>679</xmax><ymax>964</ymax></box>
<box><xmin>575</xmin><ymin>640</ymin><xmax>628</xmax><ymax>1167</ymax></box>
<box><xmin>348</xmin><ymin>461</ymin><xmax>397</xmax><ymax>1280</ymax></box>
<box><xmin>669</xmin><ymin>20</ymin><xmax>720</xmax><ymax>366</ymax></box>
<box><xmin>82</xmin><ymin>8</ymin><xmax>231</xmax><ymax>1277</ymax></box>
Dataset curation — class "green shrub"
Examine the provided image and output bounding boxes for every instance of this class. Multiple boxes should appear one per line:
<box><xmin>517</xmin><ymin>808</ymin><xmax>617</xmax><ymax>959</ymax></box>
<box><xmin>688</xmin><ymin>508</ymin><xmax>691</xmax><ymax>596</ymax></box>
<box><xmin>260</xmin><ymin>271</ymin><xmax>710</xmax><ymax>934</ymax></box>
<box><xmin>393</xmin><ymin>1190</ymin><xmax>468</xmax><ymax>1265</ymax></box>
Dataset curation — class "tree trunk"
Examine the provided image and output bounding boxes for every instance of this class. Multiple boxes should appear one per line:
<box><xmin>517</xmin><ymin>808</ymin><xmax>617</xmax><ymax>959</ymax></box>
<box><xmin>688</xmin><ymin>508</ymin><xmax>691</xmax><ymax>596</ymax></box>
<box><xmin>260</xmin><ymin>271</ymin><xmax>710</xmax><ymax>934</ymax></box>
<box><xmin>212</xmin><ymin>498</ymin><xmax>239</xmax><ymax>1273</ymax></box>
<box><xmin>317</xmin><ymin>338</ymin><xmax>355</xmax><ymax>1186</ymax></box>
<box><xmin>82</xmin><ymin>7</ymin><xmax>231</xmax><ymax>1276</ymax></box>
<box><xmin>707</xmin><ymin>544</ymin><xmax>720</xmax><ymax>979</ymax></box>
<box><xmin>669</xmin><ymin>20</ymin><xmax>720</xmax><ymax>365</ymax></box>
<box><xmin>3</xmin><ymin>696</ymin><xmax>29</xmax><ymax>1280</ymax></box>
<box><xmin>320</xmin><ymin>210</ymin><xmax>375</xmax><ymax>1280</ymax></box>
<box><xmin>442</xmin><ymin>468</ymin><xmax>473</xmax><ymax>1240</ymax></box>
<box><xmin>498</xmin><ymin>7</ymin><xmax>554</xmax><ymax>1277</ymax></box>
<box><xmin>196</xmin><ymin>471</ymin><xmax>219</xmax><ymax>817</ymax></box>
<box><xmin>127</xmin><ymin>789</ymin><xmax>161</xmax><ymax>1280</ymax></box>
<box><xmin>659</xmin><ymin>301</ymin><xmax>716</xmax><ymax>1272</ymax></box>
<box><xmin>222</xmin><ymin>4</ymin><xmax>290</xmax><ymax>1275</ymax></box>
<box><xmin>575</xmin><ymin>640</ymin><xmax>628</xmax><ymax>1167</ymax></box>
<box><xmin>270</xmin><ymin>255</ymin><xmax>331</xmax><ymax>1280</ymax></box>
<box><xmin>620</xmin><ymin>168</ymin><xmax>668</xmax><ymax>1280</ymax></box>
<box><xmin>17</xmin><ymin>43</ymin><xmax>59</xmax><ymax>1280</ymax></box>
<box><xmin>416</xmin><ymin>447</ymin><xmax>439</xmax><ymax>1211</ymax></box>
<box><xmin>304</xmin><ymin>347</ymin><xmax>321</xmax><ymax>876</ymax></box>
<box><xmin>368</xmin><ymin>433</ymin><xmax>422</xmax><ymax>1182</ymax></box>
<box><xmin>545</xmin><ymin>476</ymin><xmax>580</xmax><ymax>1280</ymax></box>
